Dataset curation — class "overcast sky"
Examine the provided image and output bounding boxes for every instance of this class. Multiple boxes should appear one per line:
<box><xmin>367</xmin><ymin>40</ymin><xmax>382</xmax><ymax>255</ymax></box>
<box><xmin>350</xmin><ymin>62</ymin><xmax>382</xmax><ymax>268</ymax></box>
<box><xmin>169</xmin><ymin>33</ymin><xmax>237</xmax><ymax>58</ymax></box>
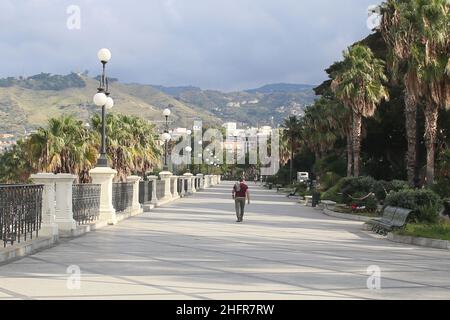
<box><xmin>0</xmin><ymin>0</ymin><xmax>381</xmax><ymax>91</ymax></box>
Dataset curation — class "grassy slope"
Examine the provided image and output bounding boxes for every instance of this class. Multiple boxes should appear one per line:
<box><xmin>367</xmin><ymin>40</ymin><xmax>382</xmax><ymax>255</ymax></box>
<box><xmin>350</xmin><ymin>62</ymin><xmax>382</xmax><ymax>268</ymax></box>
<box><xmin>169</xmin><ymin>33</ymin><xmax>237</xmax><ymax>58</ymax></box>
<box><xmin>0</xmin><ymin>77</ymin><xmax>220</xmax><ymax>136</ymax></box>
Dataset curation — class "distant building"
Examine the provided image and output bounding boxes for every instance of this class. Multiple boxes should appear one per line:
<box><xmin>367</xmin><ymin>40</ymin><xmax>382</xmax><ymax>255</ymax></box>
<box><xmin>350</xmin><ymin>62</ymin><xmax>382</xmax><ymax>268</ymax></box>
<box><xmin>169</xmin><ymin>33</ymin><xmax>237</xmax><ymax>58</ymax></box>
<box><xmin>0</xmin><ymin>134</ymin><xmax>17</xmax><ymax>153</ymax></box>
<box><xmin>222</xmin><ymin>122</ymin><xmax>237</xmax><ymax>136</ymax></box>
<box><xmin>171</xmin><ymin>127</ymin><xmax>188</xmax><ymax>139</ymax></box>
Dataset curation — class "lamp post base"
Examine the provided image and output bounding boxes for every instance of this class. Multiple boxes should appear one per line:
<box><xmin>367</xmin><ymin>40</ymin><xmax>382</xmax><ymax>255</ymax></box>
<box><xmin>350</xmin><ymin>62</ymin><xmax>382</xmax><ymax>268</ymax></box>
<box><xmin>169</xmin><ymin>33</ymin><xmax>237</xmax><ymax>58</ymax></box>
<box><xmin>97</xmin><ymin>155</ymin><xmax>108</xmax><ymax>167</ymax></box>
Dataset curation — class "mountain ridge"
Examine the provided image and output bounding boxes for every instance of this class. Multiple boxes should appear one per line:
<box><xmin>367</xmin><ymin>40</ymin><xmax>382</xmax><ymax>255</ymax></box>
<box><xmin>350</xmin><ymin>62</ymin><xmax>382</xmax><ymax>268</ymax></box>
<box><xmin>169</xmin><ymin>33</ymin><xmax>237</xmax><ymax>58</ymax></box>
<box><xmin>0</xmin><ymin>73</ymin><xmax>317</xmax><ymax>137</ymax></box>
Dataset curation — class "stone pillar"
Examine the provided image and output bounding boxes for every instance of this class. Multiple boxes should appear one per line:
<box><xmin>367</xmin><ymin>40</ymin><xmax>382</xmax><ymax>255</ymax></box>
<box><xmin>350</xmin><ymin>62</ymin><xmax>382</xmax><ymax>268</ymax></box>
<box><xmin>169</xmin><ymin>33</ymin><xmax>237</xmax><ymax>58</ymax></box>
<box><xmin>171</xmin><ymin>176</ymin><xmax>180</xmax><ymax>199</ymax></box>
<box><xmin>204</xmin><ymin>175</ymin><xmax>210</xmax><ymax>188</ymax></box>
<box><xmin>54</xmin><ymin>174</ymin><xmax>77</xmax><ymax>232</ymax></box>
<box><xmin>148</xmin><ymin>175</ymin><xmax>158</xmax><ymax>206</ymax></box>
<box><xmin>196</xmin><ymin>174</ymin><xmax>204</xmax><ymax>190</ymax></box>
<box><xmin>127</xmin><ymin>175</ymin><xmax>143</xmax><ymax>216</ymax></box>
<box><xmin>30</xmin><ymin>173</ymin><xmax>59</xmax><ymax>240</ymax></box>
<box><xmin>183</xmin><ymin>172</ymin><xmax>193</xmax><ymax>195</ymax></box>
<box><xmin>191</xmin><ymin>176</ymin><xmax>197</xmax><ymax>193</ymax></box>
<box><xmin>90</xmin><ymin>167</ymin><xmax>118</xmax><ymax>225</ymax></box>
<box><xmin>179</xmin><ymin>177</ymin><xmax>186</xmax><ymax>197</ymax></box>
<box><xmin>159</xmin><ymin>171</ymin><xmax>173</xmax><ymax>202</ymax></box>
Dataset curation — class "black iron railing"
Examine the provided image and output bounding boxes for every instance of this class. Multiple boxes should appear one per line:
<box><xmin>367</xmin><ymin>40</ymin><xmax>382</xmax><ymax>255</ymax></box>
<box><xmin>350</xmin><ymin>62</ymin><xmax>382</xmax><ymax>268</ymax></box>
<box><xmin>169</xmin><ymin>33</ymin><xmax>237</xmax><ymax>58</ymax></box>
<box><xmin>0</xmin><ymin>184</ymin><xmax>43</xmax><ymax>247</ymax></box>
<box><xmin>72</xmin><ymin>184</ymin><xmax>101</xmax><ymax>225</ymax></box>
<box><xmin>112</xmin><ymin>182</ymin><xmax>133</xmax><ymax>213</ymax></box>
<box><xmin>139</xmin><ymin>181</ymin><xmax>153</xmax><ymax>204</ymax></box>
<box><xmin>156</xmin><ymin>180</ymin><xmax>165</xmax><ymax>199</ymax></box>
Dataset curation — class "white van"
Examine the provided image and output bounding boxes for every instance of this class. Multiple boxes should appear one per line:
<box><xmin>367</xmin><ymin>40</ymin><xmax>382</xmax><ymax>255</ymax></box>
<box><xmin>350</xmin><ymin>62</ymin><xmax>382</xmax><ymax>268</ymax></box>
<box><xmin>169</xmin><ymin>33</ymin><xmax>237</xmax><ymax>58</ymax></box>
<box><xmin>297</xmin><ymin>172</ymin><xmax>309</xmax><ymax>183</ymax></box>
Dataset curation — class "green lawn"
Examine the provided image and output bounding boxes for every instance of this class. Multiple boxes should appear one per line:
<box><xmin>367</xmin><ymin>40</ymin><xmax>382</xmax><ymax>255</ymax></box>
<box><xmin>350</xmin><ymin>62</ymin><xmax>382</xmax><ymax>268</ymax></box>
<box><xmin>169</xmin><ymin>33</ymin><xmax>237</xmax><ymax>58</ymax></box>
<box><xmin>397</xmin><ymin>220</ymin><xmax>450</xmax><ymax>241</ymax></box>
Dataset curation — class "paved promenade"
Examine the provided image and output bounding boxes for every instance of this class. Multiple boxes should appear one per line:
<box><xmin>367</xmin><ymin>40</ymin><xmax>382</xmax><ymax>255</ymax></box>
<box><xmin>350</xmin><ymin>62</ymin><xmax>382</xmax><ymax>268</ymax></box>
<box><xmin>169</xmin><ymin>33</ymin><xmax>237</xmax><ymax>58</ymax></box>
<box><xmin>1</xmin><ymin>181</ymin><xmax>450</xmax><ymax>300</ymax></box>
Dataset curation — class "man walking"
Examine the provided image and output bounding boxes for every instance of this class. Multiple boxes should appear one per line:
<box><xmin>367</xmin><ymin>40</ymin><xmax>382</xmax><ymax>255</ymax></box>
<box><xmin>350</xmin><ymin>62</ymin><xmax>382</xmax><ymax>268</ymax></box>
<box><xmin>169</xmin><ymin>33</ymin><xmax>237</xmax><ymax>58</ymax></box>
<box><xmin>232</xmin><ymin>178</ymin><xmax>250</xmax><ymax>223</ymax></box>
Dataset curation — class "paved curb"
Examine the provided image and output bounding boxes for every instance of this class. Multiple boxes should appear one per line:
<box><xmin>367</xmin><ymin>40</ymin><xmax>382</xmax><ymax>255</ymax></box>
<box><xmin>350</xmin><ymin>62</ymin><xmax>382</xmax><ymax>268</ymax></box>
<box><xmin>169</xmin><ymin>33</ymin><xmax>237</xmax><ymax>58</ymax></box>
<box><xmin>0</xmin><ymin>236</ymin><xmax>57</xmax><ymax>265</ymax></box>
<box><xmin>387</xmin><ymin>233</ymin><xmax>450</xmax><ymax>251</ymax></box>
<box><xmin>59</xmin><ymin>220</ymin><xmax>109</xmax><ymax>238</ymax></box>
<box><xmin>322</xmin><ymin>208</ymin><xmax>372</xmax><ymax>222</ymax></box>
<box><xmin>0</xmin><ymin>188</ymin><xmax>197</xmax><ymax>265</ymax></box>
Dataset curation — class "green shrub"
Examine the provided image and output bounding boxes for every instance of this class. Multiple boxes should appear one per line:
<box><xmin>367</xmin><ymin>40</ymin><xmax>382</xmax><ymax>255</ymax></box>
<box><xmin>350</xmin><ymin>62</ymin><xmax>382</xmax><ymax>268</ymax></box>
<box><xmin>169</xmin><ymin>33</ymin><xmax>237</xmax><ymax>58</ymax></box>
<box><xmin>274</xmin><ymin>166</ymin><xmax>291</xmax><ymax>185</ymax></box>
<box><xmin>340</xmin><ymin>176</ymin><xmax>376</xmax><ymax>204</ymax></box>
<box><xmin>320</xmin><ymin>172</ymin><xmax>342</xmax><ymax>191</ymax></box>
<box><xmin>314</xmin><ymin>154</ymin><xmax>346</xmax><ymax>177</ymax></box>
<box><xmin>265</xmin><ymin>176</ymin><xmax>277</xmax><ymax>184</ymax></box>
<box><xmin>365</xmin><ymin>194</ymin><xmax>379</xmax><ymax>212</ymax></box>
<box><xmin>321</xmin><ymin>177</ymin><xmax>350</xmax><ymax>203</ymax></box>
<box><xmin>322</xmin><ymin>176</ymin><xmax>412</xmax><ymax>210</ymax></box>
<box><xmin>292</xmin><ymin>182</ymin><xmax>308</xmax><ymax>196</ymax></box>
<box><xmin>373</xmin><ymin>180</ymin><xmax>411</xmax><ymax>201</ymax></box>
<box><xmin>348</xmin><ymin>191</ymin><xmax>378</xmax><ymax>212</ymax></box>
<box><xmin>385</xmin><ymin>189</ymin><xmax>443</xmax><ymax>223</ymax></box>
<box><xmin>430</xmin><ymin>178</ymin><xmax>450</xmax><ymax>199</ymax></box>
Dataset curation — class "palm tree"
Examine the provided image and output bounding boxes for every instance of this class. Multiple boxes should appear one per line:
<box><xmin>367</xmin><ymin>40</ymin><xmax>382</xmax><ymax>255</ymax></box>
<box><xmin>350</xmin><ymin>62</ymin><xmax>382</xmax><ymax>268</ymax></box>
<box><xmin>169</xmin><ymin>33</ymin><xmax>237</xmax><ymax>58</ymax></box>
<box><xmin>413</xmin><ymin>0</ymin><xmax>449</xmax><ymax>184</ymax></box>
<box><xmin>0</xmin><ymin>141</ymin><xmax>32</xmax><ymax>183</ymax></box>
<box><xmin>281</xmin><ymin>116</ymin><xmax>302</xmax><ymax>184</ymax></box>
<box><xmin>382</xmin><ymin>0</ymin><xmax>449</xmax><ymax>184</ymax></box>
<box><xmin>92</xmin><ymin>113</ymin><xmax>162</xmax><ymax>181</ymax></box>
<box><xmin>302</xmin><ymin>98</ymin><xmax>351</xmax><ymax>163</ymax></box>
<box><xmin>380</xmin><ymin>0</ymin><xmax>422</xmax><ymax>186</ymax></box>
<box><xmin>25</xmin><ymin>116</ymin><xmax>97</xmax><ymax>179</ymax></box>
<box><xmin>332</xmin><ymin>44</ymin><xmax>389</xmax><ymax>177</ymax></box>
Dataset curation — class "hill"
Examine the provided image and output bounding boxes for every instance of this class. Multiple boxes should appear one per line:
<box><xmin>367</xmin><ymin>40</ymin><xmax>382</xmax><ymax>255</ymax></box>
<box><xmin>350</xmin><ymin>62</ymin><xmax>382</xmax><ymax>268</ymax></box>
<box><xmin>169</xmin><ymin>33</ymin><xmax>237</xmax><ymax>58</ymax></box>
<box><xmin>0</xmin><ymin>73</ymin><xmax>317</xmax><ymax>138</ymax></box>
<box><xmin>155</xmin><ymin>84</ymin><xmax>316</xmax><ymax>127</ymax></box>
<box><xmin>245</xmin><ymin>83</ymin><xmax>316</xmax><ymax>94</ymax></box>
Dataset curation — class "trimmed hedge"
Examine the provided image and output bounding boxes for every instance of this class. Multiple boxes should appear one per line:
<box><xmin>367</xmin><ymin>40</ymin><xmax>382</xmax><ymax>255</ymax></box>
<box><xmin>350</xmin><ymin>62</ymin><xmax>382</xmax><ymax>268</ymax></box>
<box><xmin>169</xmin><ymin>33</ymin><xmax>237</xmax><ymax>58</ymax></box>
<box><xmin>351</xmin><ymin>191</ymin><xmax>378</xmax><ymax>212</ymax></box>
<box><xmin>373</xmin><ymin>180</ymin><xmax>411</xmax><ymax>201</ymax></box>
<box><xmin>385</xmin><ymin>189</ymin><xmax>443</xmax><ymax>223</ymax></box>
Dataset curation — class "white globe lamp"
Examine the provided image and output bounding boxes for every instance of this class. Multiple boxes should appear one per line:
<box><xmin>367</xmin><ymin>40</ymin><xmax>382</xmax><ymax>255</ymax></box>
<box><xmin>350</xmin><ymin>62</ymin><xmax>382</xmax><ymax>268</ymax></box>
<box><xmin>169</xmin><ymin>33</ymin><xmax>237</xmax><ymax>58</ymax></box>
<box><xmin>105</xmin><ymin>97</ymin><xmax>114</xmax><ymax>109</ymax></box>
<box><xmin>98</xmin><ymin>48</ymin><xmax>112</xmax><ymax>63</ymax></box>
<box><xmin>93</xmin><ymin>92</ymin><xmax>107</xmax><ymax>107</ymax></box>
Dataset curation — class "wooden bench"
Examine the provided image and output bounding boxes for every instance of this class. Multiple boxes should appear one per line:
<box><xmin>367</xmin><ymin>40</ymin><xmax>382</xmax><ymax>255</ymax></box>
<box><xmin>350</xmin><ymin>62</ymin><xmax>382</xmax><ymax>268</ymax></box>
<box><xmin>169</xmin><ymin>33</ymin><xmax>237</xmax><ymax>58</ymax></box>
<box><xmin>367</xmin><ymin>206</ymin><xmax>412</xmax><ymax>236</ymax></box>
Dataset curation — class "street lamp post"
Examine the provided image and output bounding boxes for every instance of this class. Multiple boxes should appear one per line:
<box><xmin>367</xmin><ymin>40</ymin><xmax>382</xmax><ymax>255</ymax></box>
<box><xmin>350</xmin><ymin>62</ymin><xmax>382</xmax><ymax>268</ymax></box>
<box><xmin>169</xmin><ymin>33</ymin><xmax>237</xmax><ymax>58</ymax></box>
<box><xmin>93</xmin><ymin>48</ymin><xmax>113</xmax><ymax>167</ymax></box>
<box><xmin>162</xmin><ymin>108</ymin><xmax>171</xmax><ymax>171</ymax></box>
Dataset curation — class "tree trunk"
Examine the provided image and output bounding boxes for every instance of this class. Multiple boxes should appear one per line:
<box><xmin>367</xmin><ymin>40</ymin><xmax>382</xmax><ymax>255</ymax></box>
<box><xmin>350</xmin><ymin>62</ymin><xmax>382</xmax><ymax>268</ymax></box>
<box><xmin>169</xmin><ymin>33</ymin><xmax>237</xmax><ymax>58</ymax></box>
<box><xmin>352</xmin><ymin>111</ymin><xmax>362</xmax><ymax>177</ymax></box>
<box><xmin>346</xmin><ymin>134</ymin><xmax>353</xmax><ymax>177</ymax></box>
<box><xmin>290</xmin><ymin>141</ymin><xmax>294</xmax><ymax>184</ymax></box>
<box><xmin>404</xmin><ymin>94</ymin><xmax>418</xmax><ymax>186</ymax></box>
<box><xmin>424</xmin><ymin>102</ymin><xmax>439</xmax><ymax>185</ymax></box>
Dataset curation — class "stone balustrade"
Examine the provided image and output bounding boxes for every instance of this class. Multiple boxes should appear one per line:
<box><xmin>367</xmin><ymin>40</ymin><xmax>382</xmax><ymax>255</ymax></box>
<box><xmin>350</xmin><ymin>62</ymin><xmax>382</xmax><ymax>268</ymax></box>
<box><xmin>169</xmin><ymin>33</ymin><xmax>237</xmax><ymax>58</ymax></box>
<box><xmin>5</xmin><ymin>170</ymin><xmax>221</xmax><ymax>264</ymax></box>
<box><xmin>26</xmin><ymin>173</ymin><xmax>221</xmax><ymax>241</ymax></box>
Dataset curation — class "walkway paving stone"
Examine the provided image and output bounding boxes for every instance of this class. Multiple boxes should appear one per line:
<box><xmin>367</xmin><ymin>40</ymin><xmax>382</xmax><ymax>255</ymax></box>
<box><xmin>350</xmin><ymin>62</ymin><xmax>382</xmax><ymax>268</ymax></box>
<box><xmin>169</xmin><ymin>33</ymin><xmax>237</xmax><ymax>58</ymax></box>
<box><xmin>1</xmin><ymin>181</ymin><xmax>450</xmax><ymax>300</ymax></box>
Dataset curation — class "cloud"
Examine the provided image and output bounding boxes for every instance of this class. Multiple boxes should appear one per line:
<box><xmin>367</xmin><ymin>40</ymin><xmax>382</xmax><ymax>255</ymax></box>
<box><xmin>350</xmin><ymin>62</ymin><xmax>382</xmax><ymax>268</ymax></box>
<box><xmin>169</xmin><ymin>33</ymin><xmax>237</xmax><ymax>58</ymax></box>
<box><xmin>0</xmin><ymin>0</ymin><xmax>381</xmax><ymax>91</ymax></box>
